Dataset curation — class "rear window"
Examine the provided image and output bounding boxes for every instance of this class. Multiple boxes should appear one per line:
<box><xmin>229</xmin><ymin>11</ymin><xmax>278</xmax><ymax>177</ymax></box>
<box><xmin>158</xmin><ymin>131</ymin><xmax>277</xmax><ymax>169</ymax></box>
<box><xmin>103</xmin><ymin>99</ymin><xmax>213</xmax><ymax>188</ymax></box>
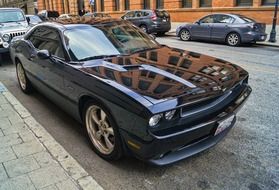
<box><xmin>155</xmin><ymin>10</ymin><xmax>169</xmax><ymax>18</ymax></box>
<box><xmin>238</xmin><ymin>15</ymin><xmax>255</xmax><ymax>23</ymax></box>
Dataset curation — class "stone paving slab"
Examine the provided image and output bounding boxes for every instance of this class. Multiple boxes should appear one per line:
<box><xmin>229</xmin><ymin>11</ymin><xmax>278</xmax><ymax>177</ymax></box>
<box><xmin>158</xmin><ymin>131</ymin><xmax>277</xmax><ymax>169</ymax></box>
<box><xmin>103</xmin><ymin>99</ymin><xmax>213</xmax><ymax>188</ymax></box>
<box><xmin>0</xmin><ymin>82</ymin><xmax>103</xmax><ymax>190</ymax></box>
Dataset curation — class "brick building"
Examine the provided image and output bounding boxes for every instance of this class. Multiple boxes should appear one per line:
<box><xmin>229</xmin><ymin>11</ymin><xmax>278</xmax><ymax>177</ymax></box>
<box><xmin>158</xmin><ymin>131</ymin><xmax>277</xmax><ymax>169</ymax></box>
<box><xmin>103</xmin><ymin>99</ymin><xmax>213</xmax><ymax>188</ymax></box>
<box><xmin>0</xmin><ymin>0</ymin><xmax>36</xmax><ymax>14</ymax></box>
<box><xmin>37</xmin><ymin>0</ymin><xmax>277</xmax><ymax>23</ymax></box>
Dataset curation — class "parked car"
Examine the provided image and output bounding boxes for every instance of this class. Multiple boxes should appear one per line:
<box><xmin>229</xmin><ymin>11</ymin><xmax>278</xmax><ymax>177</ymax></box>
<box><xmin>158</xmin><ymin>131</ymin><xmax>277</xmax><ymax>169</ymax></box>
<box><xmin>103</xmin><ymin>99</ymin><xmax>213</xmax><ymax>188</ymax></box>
<box><xmin>26</xmin><ymin>15</ymin><xmax>43</xmax><ymax>26</ymax></box>
<box><xmin>176</xmin><ymin>14</ymin><xmax>267</xmax><ymax>46</ymax></box>
<box><xmin>121</xmin><ymin>9</ymin><xmax>171</xmax><ymax>35</ymax></box>
<box><xmin>83</xmin><ymin>12</ymin><xmax>111</xmax><ymax>18</ymax></box>
<box><xmin>0</xmin><ymin>8</ymin><xmax>29</xmax><ymax>54</ymax></box>
<box><xmin>58</xmin><ymin>14</ymin><xmax>80</xmax><ymax>20</ymax></box>
<box><xmin>37</xmin><ymin>10</ymin><xmax>59</xmax><ymax>21</ymax></box>
<box><xmin>10</xmin><ymin>18</ymin><xmax>251</xmax><ymax>165</ymax></box>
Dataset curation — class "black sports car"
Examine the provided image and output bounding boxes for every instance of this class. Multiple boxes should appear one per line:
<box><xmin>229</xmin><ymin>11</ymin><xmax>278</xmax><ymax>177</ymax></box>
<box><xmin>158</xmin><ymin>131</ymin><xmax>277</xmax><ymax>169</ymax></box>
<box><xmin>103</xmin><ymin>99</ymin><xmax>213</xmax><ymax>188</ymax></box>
<box><xmin>10</xmin><ymin>18</ymin><xmax>251</xmax><ymax>165</ymax></box>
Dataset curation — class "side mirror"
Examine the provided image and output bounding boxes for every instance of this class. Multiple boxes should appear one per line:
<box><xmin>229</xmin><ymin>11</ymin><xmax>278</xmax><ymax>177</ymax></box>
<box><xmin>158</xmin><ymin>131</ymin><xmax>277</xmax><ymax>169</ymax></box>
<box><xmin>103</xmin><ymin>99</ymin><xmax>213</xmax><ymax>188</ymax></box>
<box><xmin>26</xmin><ymin>17</ymin><xmax>30</xmax><ymax>24</ymax></box>
<box><xmin>149</xmin><ymin>34</ymin><xmax>156</xmax><ymax>40</ymax></box>
<box><xmin>195</xmin><ymin>21</ymin><xmax>200</xmax><ymax>25</ymax></box>
<box><xmin>37</xmin><ymin>49</ymin><xmax>50</xmax><ymax>59</ymax></box>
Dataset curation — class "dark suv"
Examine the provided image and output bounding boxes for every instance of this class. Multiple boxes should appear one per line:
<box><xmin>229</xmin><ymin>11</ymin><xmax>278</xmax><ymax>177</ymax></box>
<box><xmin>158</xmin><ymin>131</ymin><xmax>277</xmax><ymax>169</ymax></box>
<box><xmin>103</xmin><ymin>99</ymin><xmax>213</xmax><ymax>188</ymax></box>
<box><xmin>121</xmin><ymin>9</ymin><xmax>171</xmax><ymax>35</ymax></box>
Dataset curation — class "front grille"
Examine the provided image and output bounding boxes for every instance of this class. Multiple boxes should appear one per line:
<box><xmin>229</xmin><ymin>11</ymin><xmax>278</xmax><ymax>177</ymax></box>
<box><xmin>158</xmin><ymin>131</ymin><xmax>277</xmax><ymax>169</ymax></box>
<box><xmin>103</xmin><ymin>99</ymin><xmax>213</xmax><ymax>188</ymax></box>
<box><xmin>9</xmin><ymin>31</ymin><xmax>26</xmax><ymax>39</ymax></box>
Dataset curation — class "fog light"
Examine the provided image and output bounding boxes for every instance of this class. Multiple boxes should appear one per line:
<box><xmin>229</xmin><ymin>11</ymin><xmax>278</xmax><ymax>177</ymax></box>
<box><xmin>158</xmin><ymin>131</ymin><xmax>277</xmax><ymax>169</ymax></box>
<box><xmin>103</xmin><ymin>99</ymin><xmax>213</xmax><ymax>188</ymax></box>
<box><xmin>3</xmin><ymin>42</ymin><xmax>9</xmax><ymax>48</ymax></box>
<box><xmin>164</xmin><ymin>110</ymin><xmax>176</xmax><ymax>120</ymax></box>
<box><xmin>2</xmin><ymin>34</ymin><xmax>10</xmax><ymax>42</ymax></box>
<box><xmin>149</xmin><ymin>114</ymin><xmax>163</xmax><ymax>127</ymax></box>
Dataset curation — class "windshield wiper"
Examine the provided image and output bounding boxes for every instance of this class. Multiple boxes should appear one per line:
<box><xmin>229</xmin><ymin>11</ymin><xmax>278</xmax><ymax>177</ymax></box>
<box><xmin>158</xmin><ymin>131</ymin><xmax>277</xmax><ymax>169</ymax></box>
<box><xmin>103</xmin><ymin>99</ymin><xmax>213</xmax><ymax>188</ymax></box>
<box><xmin>79</xmin><ymin>54</ymin><xmax>120</xmax><ymax>61</ymax></box>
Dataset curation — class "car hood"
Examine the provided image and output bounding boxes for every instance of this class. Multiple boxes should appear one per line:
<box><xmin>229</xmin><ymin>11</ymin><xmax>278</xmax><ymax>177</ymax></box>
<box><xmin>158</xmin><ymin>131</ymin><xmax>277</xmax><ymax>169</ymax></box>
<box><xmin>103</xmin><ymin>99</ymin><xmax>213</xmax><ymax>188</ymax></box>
<box><xmin>0</xmin><ymin>21</ymin><xmax>28</xmax><ymax>33</ymax></box>
<box><xmin>80</xmin><ymin>46</ymin><xmax>248</xmax><ymax>107</ymax></box>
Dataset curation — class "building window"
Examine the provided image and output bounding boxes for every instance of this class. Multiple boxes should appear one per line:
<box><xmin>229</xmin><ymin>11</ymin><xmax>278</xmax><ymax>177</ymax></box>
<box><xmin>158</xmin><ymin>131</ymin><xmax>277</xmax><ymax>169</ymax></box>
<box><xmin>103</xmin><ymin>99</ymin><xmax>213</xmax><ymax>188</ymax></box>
<box><xmin>262</xmin><ymin>0</ymin><xmax>276</xmax><ymax>6</ymax></box>
<box><xmin>114</xmin><ymin>0</ymin><xmax>120</xmax><ymax>11</ymax></box>
<box><xmin>182</xmin><ymin>0</ymin><xmax>192</xmax><ymax>8</ymax></box>
<box><xmin>143</xmin><ymin>0</ymin><xmax>150</xmax><ymax>9</ymax></box>
<box><xmin>156</xmin><ymin>0</ymin><xmax>164</xmax><ymax>9</ymax></box>
<box><xmin>100</xmin><ymin>0</ymin><xmax>104</xmax><ymax>11</ymax></box>
<box><xmin>125</xmin><ymin>0</ymin><xmax>130</xmax><ymax>10</ymax></box>
<box><xmin>236</xmin><ymin>0</ymin><xmax>253</xmax><ymax>6</ymax></box>
<box><xmin>200</xmin><ymin>0</ymin><xmax>212</xmax><ymax>7</ymax></box>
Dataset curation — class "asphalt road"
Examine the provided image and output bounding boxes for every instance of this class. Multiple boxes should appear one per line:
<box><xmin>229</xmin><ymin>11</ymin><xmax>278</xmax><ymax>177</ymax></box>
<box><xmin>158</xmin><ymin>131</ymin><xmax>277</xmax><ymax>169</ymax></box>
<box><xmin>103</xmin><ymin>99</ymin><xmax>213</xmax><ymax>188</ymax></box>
<box><xmin>0</xmin><ymin>38</ymin><xmax>278</xmax><ymax>190</ymax></box>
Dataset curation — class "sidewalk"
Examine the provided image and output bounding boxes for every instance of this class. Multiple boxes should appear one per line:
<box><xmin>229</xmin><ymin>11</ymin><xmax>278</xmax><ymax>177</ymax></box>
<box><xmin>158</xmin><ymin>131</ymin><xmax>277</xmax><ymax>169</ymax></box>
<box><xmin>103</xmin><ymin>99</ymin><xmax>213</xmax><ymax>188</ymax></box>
<box><xmin>169</xmin><ymin>22</ymin><xmax>279</xmax><ymax>47</ymax></box>
<box><xmin>0</xmin><ymin>82</ymin><xmax>103</xmax><ymax>190</ymax></box>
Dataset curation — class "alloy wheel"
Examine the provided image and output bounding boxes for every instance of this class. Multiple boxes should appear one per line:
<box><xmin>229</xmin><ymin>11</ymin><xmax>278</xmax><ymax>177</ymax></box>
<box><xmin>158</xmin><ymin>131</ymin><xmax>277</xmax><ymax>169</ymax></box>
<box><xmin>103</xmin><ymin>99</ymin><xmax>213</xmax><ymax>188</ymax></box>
<box><xmin>85</xmin><ymin>105</ymin><xmax>115</xmax><ymax>155</ymax></box>
<box><xmin>227</xmin><ymin>33</ymin><xmax>239</xmax><ymax>46</ymax></box>
<box><xmin>180</xmin><ymin>29</ymin><xmax>191</xmax><ymax>41</ymax></box>
<box><xmin>16</xmin><ymin>63</ymin><xmax>27</xmax><ymax>90</ymax></box>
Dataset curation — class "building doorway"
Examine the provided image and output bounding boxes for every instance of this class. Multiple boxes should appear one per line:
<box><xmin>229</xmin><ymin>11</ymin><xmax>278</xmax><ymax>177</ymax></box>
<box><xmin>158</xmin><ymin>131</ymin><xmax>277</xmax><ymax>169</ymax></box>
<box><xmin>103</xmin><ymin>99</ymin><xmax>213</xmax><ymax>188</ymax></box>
<box><xmin>78</xmin><ymin>0</ymin><xmax>85</xmax><ymax>16</ymax></box>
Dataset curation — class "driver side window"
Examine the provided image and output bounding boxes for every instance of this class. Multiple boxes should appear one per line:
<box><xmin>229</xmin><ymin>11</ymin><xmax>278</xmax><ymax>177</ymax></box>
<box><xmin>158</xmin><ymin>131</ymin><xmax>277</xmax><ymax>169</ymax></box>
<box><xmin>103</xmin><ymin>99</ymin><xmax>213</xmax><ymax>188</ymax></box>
<box><xmin>28</xmin><ymin>26</ymin><xmax>65</xmax><ymax>59</ymax></box>
<box><xmin>200</xmin><ymin>16</ymin><xmax>214</xmax><ymax>24</ymax></box>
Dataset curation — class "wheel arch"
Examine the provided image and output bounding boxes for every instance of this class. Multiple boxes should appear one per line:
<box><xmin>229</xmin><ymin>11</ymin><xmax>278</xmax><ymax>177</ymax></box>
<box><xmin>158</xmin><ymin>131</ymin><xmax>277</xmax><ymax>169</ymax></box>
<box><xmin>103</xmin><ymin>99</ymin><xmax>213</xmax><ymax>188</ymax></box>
<box><xmin>14</xmin><ymin>57</ymin><xmax>20</xmax><ymax>65</ymax></box>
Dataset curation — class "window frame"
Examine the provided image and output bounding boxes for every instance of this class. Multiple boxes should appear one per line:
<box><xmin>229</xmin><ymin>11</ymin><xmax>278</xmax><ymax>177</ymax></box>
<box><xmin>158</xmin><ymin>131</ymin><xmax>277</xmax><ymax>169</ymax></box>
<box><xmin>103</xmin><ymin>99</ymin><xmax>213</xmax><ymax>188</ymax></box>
<box><xmin>261</xmin><ymin>0</ymin><xmax>276</xmax><ymax>6</ymax></box>
<box><xmin>181</xmin><ymin>0</ymin><xmax>192</xmax><ymax>8</ymax></box>
<box><xmin>236</xmin><ymin>0</ymin><xmax>253</xmax><ymax>7</ymax></box>
<box><xmin>143</xmin><ymin>0</ymin><xmax>150</xmax><ymax>9</ymax></box>
<box><xmin>26</xmin><ymin>26</ymin><xmax>68</xmax><ymax>61</ymax></box>
<box><xmin>124</xmin><ymin>0</ymin><xmax>130</xmax><ymax>10</ymax></box>
<box><xmin>114</xmin><ymin>0</ymin><xmax>120</xmax><ymax>11</ymax></box>
<box><xmin>200</xmin><ymin>0</ymin><xmax>212</xmax><ymax>7</ymax></box>
<box><xmin>156</xmin><ymin>0</ymin><xmax>164</xmax><ymax>9</ymax></box>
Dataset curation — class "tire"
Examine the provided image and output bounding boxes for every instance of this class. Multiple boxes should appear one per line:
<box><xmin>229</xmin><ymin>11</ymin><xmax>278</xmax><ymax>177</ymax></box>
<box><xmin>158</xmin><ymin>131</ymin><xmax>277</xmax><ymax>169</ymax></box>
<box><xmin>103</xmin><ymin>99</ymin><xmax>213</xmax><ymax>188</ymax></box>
<box><xmin>83</xmin><ymin>100</ymin><xmax>123</xmax><ymax>160</ymax></box>
<box><xmin>139</xmin><ymin>25</ymin><xmax>148</xmax><ymax>33</ymax></box>
<box><xmin>179</xmin><ymin>29</ymin><xmax>191</xmax><ymax>41</ymax></box>
<box><xmin>226</xmin><ymin>32</ymin><xmax>241</xmax><ymax>46</ymax></box>
<box><xmin>157</xmin><ymin>32</ymin><xmax>166</xmax><ymax>36</ymax></box>
<box><xmin>16</xmin><ymin>61</ymin><xmax>33</xmax><ymax>94</ymax></box>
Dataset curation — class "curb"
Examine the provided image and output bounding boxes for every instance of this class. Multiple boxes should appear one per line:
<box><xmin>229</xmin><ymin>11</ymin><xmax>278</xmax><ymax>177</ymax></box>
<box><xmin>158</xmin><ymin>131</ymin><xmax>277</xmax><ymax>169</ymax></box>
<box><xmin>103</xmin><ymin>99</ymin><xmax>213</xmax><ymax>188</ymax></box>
<box><xmin>0</xmin><ymin>82</ymin><xmax>104</xmax><ymax>190</ymax></box>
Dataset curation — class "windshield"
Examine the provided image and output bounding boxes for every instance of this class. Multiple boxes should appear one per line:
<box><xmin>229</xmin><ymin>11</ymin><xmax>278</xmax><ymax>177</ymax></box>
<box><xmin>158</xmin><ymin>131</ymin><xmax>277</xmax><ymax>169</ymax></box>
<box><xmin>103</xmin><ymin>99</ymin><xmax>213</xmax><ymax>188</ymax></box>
<box><xmin>64</xmin><ymin>21</ymin><xmax>159</xmax><ymax>61</ymax></box>
<box><xmin>29</xmin><ymin>15</ymin><xmax>42</xmax><ymax>23</ymax></box>
<box><xmin>0</xmin><ymin>10</ymin><xmax>25</xmax><ymax>23</ymax></box>
<box><xmin>238</xmin><ymin>16</ymin><xmax>255</xmax><ymax>23</ymax></box>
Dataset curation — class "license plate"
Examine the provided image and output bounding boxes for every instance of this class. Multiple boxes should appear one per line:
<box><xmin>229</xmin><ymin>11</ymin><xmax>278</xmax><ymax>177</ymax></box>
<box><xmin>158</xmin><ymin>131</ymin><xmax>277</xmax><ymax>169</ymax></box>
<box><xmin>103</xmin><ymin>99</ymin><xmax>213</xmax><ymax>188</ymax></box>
<box><xmin>214</xmin><ymin>115</ymin><xmax>235</xmax><ymax>136</ymax></box>
<box><xmin>163</xmin><ymin>19</ymin><xmax>166</xmax><ymax>22</ymax></box>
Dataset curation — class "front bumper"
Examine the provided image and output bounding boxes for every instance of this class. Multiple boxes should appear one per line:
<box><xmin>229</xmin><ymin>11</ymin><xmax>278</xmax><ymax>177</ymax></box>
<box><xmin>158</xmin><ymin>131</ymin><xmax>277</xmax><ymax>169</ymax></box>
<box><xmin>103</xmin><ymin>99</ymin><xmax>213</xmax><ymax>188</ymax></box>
<box><xmin>242</xmin><ymin>31</ymin><xmax>267</xmax><ymax>43</ymax></box>
<box><xmin>121</xmin><ymin>84</ymin><xmax>252</xmax><ymax>165</ymax></box>
<box><xmin>0</xmin><ymin>46</ymin><xmax>9</xmax><ymax>53</ymax></box>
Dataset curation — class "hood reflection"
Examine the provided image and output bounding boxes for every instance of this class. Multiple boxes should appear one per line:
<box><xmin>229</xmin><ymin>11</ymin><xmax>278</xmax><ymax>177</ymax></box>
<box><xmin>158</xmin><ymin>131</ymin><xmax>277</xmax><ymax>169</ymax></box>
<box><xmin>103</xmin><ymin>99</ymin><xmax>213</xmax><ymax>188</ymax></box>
<box><xmin>81</xmin><ymin>46</ymin><xmax>248</xmax><ymax>103</ymax></box>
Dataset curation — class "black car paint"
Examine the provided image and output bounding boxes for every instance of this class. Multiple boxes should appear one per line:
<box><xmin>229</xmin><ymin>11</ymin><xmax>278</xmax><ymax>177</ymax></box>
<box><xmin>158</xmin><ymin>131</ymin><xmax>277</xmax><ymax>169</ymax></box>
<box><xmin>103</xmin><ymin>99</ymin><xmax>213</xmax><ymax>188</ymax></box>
<box><xmin>10</xmin><ymin>20</ymin><xmax>251</xmax><ymax>165</ymax></box>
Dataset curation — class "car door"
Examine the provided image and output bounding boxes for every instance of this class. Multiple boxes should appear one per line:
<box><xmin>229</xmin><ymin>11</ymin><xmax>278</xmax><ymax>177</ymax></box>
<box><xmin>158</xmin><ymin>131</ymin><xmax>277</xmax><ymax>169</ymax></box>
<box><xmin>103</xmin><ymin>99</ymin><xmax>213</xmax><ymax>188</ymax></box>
<box><xmin>134</xmin><ymin>11</ymin><xmax>144</xmax><ymax>26</ymax></box>
<box><xmin>190</xmin><ymin>15</ymin><xmax>214</xmax><ymax>40</ymax></box>
<box><xmin>27</xmin><ymin>26</ymin><xmax>67</xmax><ymax>102</ymax></box>
<box><xmin>211</xmin><ymin>14</ymin><xmax>235</xmax><ymax>41</ymax></box>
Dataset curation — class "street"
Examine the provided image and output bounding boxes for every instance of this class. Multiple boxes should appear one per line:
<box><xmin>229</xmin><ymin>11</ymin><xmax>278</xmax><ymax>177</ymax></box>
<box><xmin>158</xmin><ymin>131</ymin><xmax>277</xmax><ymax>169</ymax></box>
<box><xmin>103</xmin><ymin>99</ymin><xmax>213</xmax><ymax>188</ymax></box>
<box><xmin>0</xmin><ymin>37</ymin><xmax>278</xmax><ymax>190</ymax></box>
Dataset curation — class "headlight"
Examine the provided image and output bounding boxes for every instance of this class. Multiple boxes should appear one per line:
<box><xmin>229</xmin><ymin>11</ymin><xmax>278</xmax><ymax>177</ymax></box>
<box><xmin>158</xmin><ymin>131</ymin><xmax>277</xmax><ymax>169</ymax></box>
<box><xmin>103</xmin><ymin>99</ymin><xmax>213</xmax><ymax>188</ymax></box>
<box><xmin>164</xmin><ymin>110</ymin><xmax>176</xmax><ymax>120</ymax></box>
<box><xmin>2</xmin><ymin>34</ymin><xmax>10</xmax><ymax>42</ymax></box>
<box><xmin>149</xmin><ymin>114</ymin><xmax>163</xmax><ymax>127</ymax></box>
